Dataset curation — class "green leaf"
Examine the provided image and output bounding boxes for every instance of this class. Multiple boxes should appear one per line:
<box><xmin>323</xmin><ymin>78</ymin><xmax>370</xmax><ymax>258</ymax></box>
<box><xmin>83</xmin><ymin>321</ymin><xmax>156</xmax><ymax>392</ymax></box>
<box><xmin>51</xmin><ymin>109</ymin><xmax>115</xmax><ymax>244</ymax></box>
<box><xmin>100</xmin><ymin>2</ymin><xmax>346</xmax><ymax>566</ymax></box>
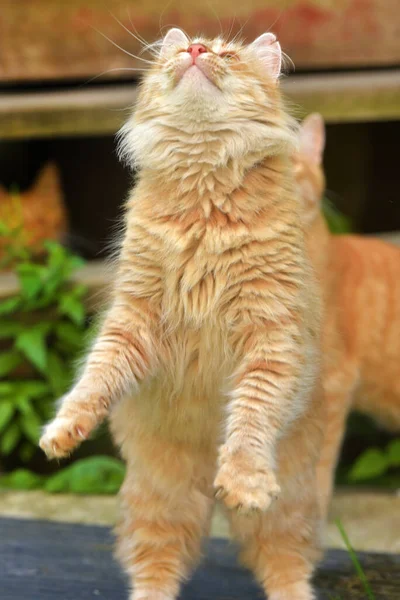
<box><xmin>0</xmin><ymin>296</ymin><xmax>21</xmax><ymax>316</ymax></box>
<box><xmin>15</xmin><ymin>394</ymin><xmax>35</xmax><ymax>416</ymax></box>
<box><xmin>55</xmin><ymin>322</ymin><xmax>85</xmax><ymax>352</ymax></box>
<box><xmin>387</xmin><ymin>438</ymin><xmax>400</xmax><ymax>468</ymax></box>
<box><xmin>19</xmin><ymin>411</ymin><xmax>42</xmax><ymax>444</ymax></box>
<box><xmin>19</xmin><ymin>442</ymin><xmax>36</xmax><ymax>463</ymax></box>
<box><xmin>0</xmin><ymin>383</ymin><xmax>15</xmax><ymax>396</ymax></box>
<box><xmin>1</xmin><ymin>422</ymin><xmax>21</xmax><ymax>454</ymax></box>
<box><xmin>44</xmin><ymin>456</ymin><xmax>125</xmax><ymax>494</ymax></box>
<box><xmin>16</xmin><ymin>263</ymin><xmax>44</xmax><ymax>300</ymax></box>
<box><xmin>348</xmin><ymin>448</ymin><xmax>389</xmax><ymax>482</ymax></box>
<box><xmin>0</xmin><ymin>469</ymin><xmax>44</xmax><ymax>490</ymax></box>
<box><xmin>322</xmin><ymin>197</ymin><xmax>352</xmax><ymax>234</ymax></box>
<box><xmin>0</xmin><ymin>400</ymin><xmax>14</xmax><ymax>433</ymax></box>
<box><xmin>15</xmin><ymin>323</ymin><xmax>51</xmax><ymax>372</ymax></box>
<box><xmin>0</xmin><ymin>349</ymin><xmax>22</xmax><ymax>377</ymax></box>
<box><xmin>42</xmin><ymin>243</ymin><xmax>79</xmax><ymax>299</ymax></box>
<box><xmin>47</xmin><ymin>351</ymin><xmax>70</xmax><ymax>395</ymax></box>
<box><xmin>0</xmin><ymin>321</ymin><xmax>24</xmax><ymax>339</ymax></box>
<box><xmin>58</xmin><ymin>291</ymin><xmax>86</xmax><ymax>326</ymax></box>
<box><xmin>17</xmin><ymin>381</ymin><xmax>51</xmax><ymax>399</ymax></box>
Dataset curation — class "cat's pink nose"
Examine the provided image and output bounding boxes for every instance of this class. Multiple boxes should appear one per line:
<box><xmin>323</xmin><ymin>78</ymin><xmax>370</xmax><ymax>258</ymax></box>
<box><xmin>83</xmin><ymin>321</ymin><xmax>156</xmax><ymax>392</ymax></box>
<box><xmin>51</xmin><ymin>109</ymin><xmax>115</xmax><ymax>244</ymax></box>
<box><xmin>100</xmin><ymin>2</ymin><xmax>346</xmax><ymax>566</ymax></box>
<box><xmin>187</xmin><ymin>44</ymin><xmax>207</xmax><ymax>62</ymax></box>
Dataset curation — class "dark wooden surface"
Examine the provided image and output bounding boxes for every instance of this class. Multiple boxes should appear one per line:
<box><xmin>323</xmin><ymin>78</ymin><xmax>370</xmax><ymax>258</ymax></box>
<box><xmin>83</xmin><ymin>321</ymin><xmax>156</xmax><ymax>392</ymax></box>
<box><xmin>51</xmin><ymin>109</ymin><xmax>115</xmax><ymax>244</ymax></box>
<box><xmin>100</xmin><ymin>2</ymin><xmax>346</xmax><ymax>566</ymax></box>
<box><xmin>0</xmin><ymin>517</ymin><xmax>399</xmax><ymax>599</ymax></box>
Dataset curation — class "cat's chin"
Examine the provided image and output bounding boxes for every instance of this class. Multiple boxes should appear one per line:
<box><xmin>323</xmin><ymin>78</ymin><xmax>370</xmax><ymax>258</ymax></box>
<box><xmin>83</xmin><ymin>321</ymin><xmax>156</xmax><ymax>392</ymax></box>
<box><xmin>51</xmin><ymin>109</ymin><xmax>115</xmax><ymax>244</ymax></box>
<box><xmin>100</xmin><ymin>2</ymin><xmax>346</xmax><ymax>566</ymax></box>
<box><xmin>178</xmin><ymin>64</ymin><xmax>219</xmax><ymax>93</ymax></box>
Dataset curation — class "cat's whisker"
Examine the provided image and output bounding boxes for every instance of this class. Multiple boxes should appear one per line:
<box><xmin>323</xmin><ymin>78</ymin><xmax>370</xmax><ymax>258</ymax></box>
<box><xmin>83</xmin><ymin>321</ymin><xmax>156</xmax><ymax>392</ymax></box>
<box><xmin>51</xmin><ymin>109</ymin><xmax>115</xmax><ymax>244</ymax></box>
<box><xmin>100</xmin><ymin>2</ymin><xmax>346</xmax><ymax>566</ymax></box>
<box><xmin>205</xmin><ymin>0</ymin><xmax>224</xmax><ymax>38</ymax></box>
<box><xmin>225</xmin><ymin>15</ymin><xmax>237</xmax><ymax>44</ymax></box>
<box><xmin>158</xmin><ymin>0</ymin><xmax>175</xmax><ymax>38</ymax></box>
<box><xmin>108</xmin><ymin>10</ymin><xmax>150</xmax><ymax>52</ymax></box>
<box><xmin>229</xmin><ymin>15</ymin><xmax>252</xmax><ymax>45</ymax></box>
<box><xmin>266</xmin><ymin>8</ymin><xmax>286</xmax><ymax>34</ymax></box>
<box><xmin>90</xmin><ymin>25</ymin><xmax>155</xmax><ymax>64</ymax></box>
<box><xmin>82</xmin><ymin>68</ymin><xmax>146</xmax><ymax>87</ymax></box>
<box><xmin>126</xmin><ymin>9</ymin><xmax>150</xmax><ymax>47</ymax></box>
<box><xmin>139</xmin><ymin>39</ymin><xmax>163</xmax><ymax>59</ymax></box>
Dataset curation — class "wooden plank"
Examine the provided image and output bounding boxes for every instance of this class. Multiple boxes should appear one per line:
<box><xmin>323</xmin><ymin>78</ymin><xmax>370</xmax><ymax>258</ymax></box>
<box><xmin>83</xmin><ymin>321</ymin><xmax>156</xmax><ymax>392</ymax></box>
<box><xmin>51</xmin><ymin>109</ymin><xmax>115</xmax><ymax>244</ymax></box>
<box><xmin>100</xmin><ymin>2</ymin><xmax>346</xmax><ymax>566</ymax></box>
<box><xmin>2</xmin><ymin>229</ymin><xmax>400</xmax><ymax>303</ymax></box>
<box><xmin>0</xmin><ymin>86</ymin><xmax>138</xmax><ymax>139</ymax></box>
<box><xmin>284</xmin><ymin>70</ymin><xmax>400</xmax><ymax>124</ymax></box>
<box><xmin>0</xmin><ymin>260</ymin><xmax>108</xmax><ymax>299</ymax></box>
<box><xmin>1</xmin><ymin>70</ymin><xmax>399</xmax><ymax>140</ymax></box>
<box><xmin>0</xmin><ymin>517</ymin><xmax>399</xmax><ymax>599</ymax></box>
<box><xmin>0</xmin><ymin>260</ymin><xmax>110</xmax><ymax>312</ymax></box>
<box><xmin>0</xmin><ymin>1</ymin><xmax>399</xmax><ymax>83</ymax></box>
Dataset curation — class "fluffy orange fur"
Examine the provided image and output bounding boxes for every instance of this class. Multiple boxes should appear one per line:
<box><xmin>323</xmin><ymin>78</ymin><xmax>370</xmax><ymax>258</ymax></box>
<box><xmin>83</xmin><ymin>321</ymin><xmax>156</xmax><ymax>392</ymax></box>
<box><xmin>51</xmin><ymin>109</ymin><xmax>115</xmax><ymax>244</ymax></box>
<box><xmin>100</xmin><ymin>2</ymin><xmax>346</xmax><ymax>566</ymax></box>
<box><xmin>0</xmin><ymin>162</ymin><xmax>67</xmax><ymax>264</ymax></box>
<box><xmin>295</xmin><ymin>113</ymin><xmax>400</xmax><ymax>517</ymax></box>
<box><xmin>40</xmin><ymin>30</ymin><xmax>324</xmax><ymax>600</ymax></box>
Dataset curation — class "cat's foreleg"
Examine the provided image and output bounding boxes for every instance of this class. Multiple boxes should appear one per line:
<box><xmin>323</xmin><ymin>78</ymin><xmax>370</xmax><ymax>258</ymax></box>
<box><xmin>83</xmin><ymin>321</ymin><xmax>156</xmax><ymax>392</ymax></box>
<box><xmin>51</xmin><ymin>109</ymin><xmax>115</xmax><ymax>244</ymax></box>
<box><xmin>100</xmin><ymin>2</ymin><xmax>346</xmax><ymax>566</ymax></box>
<box><xmin>40</xmin><ymin>297</ymin><xmax>158</xmax><ymax>459</ymax></box>
<box><xmin>214</xmin><ymin>322</ymin><xmax>305</xmax><ymax>514</ymax></box>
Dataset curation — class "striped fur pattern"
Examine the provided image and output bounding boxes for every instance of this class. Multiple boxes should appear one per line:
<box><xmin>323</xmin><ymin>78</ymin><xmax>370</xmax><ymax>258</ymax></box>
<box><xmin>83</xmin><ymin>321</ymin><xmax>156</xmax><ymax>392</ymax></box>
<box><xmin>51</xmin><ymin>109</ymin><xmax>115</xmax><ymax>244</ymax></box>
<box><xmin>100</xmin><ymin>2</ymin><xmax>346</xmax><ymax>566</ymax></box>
<box><xmin>40</xmin><ymin>30</ymin><xmax>324</xmax><ymax>600</ymax></box>
<box><xmin>295</xmin><ymin>113</ymin><xmax>400</xmax><ymax>517</ymax></box>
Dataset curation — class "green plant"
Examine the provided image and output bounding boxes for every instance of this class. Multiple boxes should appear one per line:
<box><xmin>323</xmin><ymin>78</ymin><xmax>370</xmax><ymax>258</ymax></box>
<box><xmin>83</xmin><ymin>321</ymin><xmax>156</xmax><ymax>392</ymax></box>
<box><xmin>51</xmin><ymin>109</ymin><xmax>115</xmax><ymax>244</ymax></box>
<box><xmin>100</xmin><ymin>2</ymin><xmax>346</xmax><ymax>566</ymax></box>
<box><xmin>346</xmin><ymin>438</ymin><xmax>400</xmax><ymax>486</ymax></box>
<box><xmin>0</xmin><ymin>456</ymin><xmax>125</xmax><ymax>494</ymax></box>
<box><xmin>322</xmin><ymin>197</ymin><xmax>352</xmax><ymax>234</ymax></box>
<box><xmin>0</xmin><ymin>239</ymin><xmax>90</xmax><ymax>463</ymax></box>
<box><xmin>336</xmin><ymin>519</ymin><xmax>375</xmax><ymax>600</ymax></box>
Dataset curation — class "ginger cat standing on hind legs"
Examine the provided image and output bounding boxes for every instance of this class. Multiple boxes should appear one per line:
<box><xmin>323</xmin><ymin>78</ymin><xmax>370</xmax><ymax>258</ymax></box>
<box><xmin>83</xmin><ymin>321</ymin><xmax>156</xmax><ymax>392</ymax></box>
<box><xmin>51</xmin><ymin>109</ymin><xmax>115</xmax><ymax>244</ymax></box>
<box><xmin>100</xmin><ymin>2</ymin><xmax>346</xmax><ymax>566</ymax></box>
<box><xmin>296</xmin><ymin>113</ymin><xmax>400</xmax><ymax>518</ymax></box>
<box><xmin>40</xmin><ymin>30</ymin><xmax>324</xmax><ymax>600</ymax></box>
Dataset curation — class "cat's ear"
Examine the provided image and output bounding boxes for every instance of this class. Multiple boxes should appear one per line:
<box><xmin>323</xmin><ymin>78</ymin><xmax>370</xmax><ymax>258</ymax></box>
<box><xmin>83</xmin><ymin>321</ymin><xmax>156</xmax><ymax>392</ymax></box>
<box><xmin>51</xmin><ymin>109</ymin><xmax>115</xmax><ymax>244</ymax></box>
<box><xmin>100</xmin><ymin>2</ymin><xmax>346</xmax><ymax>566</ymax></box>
<box><xmin>250</xmin><ymin>33</ymin><xmax>281</xmax><ymax>80</ymax></box>
<box><xmin>299</xmin><ymin>113</ymin><xmax>325</xmax><ymax>165</ymax></box>
<box><xmin>160</xmin><ymin>28</ymin><xmax>189</xmax><ymax>59</ymax></box>
<box><xmin>34</xmin><ymin>162</ymin><xmax>61</xmax><ymax>196</ymax></box>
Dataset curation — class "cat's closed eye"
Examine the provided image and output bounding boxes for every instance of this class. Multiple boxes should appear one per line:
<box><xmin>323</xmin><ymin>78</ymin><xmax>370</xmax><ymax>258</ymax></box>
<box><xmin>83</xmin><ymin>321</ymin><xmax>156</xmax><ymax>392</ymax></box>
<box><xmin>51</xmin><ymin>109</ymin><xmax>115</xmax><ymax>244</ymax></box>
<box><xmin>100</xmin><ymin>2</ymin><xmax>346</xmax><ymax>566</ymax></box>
<box><xmin>219</xmin><ymin>51</ymin><xmax>238</xmax><ymax>61</ymax></box>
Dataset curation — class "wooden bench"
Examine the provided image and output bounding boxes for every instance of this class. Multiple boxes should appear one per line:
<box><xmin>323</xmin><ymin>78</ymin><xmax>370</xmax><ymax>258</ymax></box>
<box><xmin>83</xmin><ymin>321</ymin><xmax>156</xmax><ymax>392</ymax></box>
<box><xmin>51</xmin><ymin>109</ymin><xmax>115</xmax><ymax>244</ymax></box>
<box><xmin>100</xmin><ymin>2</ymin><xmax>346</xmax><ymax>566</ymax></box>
<box><xmin>1</xmin><ymin>517</ymin><xmax>399</xmax><ymax>599</ymax></box>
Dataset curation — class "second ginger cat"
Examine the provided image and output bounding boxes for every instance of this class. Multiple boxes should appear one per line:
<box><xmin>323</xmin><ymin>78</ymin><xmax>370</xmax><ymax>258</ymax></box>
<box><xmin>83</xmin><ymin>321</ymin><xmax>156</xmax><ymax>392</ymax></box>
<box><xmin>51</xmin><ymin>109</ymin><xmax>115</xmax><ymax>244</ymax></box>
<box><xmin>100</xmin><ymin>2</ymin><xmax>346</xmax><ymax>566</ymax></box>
<box><xmin>296</xmin><ymin>113</ymin><xmax>400</xmax><ymax>517</ymax></box>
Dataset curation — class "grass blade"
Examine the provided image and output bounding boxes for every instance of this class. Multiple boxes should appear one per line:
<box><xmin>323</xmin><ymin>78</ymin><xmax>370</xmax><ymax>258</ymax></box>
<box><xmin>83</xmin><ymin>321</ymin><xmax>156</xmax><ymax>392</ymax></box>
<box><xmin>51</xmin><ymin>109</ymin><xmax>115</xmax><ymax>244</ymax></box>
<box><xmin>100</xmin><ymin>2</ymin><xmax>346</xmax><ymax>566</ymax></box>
<box><xmin>336</xmin><ymin>519</ymin><xmax>375</xmax><ymax>600</ymax></box>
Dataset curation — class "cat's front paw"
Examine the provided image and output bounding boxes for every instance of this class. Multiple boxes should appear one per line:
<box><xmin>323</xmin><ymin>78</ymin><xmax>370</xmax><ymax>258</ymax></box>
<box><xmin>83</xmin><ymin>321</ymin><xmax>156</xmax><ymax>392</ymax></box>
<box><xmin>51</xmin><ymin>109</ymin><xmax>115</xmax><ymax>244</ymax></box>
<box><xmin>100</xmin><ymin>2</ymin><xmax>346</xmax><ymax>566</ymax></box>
<box><xmin>214</xmin><ymin>447</ymin><xmax>280</xmax><ymax>515</ymax></box>
<box><xmin>39</xmin><ymin>393</ymin><xmax>107</xmax><ymax>459</ymax></box>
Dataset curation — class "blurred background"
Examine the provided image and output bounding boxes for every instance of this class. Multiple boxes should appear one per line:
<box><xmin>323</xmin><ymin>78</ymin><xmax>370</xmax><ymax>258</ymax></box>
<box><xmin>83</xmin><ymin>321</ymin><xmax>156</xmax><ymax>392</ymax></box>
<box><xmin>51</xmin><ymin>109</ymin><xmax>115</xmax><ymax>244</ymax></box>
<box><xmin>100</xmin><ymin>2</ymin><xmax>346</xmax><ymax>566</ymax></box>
<box><xmin>0</xmin><ymin>0</ymin><xmax>399</xmax><ymax>546</ymax></box>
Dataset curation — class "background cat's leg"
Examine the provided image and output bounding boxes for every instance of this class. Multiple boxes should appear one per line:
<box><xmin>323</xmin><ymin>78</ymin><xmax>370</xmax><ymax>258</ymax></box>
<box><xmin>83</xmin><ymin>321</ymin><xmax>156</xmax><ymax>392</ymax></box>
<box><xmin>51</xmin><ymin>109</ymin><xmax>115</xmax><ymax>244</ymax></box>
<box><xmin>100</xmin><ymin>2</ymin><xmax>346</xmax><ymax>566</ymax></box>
<box><xmin>353</xmin><ymin>388</ymin><xmax>400</xmax><ymax>432</ymax></box>
<box><xmin>317</xmin><ymin>368</ymin><xmax>357</xmax><ymax>519</ymax></box>
<box><xmin>227</xmin><ymin>472</ymin><xmax>322</xmax><ymax>600</ymax></box>
<box><xmin>114</xmin><ymin>429</ymin><xmax>214</xmax><ymax>600</ymax></box>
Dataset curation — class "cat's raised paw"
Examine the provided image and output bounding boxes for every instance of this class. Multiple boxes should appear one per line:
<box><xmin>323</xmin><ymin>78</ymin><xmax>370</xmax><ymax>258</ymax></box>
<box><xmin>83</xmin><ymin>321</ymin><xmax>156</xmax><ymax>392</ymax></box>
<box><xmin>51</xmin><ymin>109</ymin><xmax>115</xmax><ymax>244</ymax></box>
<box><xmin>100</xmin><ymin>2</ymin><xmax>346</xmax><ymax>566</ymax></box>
<box><xmin>214</xmin><ymin>449</ymin><xmax>280</xmax><ymax>515</ymax></box>
<box><xmin>39</xmin><ymin>412</ymin><xmax>95</xmax><ymax>459</ymax></box>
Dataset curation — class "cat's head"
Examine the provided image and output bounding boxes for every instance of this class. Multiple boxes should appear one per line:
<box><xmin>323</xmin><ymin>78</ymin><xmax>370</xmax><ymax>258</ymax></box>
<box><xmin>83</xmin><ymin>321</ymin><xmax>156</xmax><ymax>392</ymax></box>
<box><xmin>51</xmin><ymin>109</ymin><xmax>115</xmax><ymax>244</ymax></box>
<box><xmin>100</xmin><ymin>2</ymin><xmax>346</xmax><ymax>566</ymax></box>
<box><xmin>119</xmin><ymin>29</ymin><xmax>297</xmax><ymax>170</ymax></box>
<box><xmin>294</xmin><ymin>113</ymin><xmax>326</xmax><ymax>224</ymax></box>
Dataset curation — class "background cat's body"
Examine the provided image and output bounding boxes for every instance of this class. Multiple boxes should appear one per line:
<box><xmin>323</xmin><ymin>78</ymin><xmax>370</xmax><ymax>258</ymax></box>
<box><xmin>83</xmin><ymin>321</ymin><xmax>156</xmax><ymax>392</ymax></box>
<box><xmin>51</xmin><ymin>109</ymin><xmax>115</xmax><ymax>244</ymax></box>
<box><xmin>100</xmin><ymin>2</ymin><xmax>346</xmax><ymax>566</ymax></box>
<box><xmin>0</xmin><ymin>162</ymin><xmax>67</xmax><ymax>265</ymax></box>
<box><xmin>296</xmin><ymin>114</ymin><xmax>400</xmax><ymax>515</ymax></box>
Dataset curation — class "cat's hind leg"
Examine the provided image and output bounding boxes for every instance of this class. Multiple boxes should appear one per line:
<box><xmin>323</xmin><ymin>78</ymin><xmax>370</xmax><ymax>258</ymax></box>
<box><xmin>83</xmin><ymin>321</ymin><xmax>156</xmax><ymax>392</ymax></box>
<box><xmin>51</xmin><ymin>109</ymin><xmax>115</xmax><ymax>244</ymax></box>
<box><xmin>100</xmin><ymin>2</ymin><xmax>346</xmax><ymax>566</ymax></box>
<box><xmin>115</xmin><ymin>433</ymin><xmax>214</xmax><ymax>600</ymax></box>
<box><xmin>227</xmin><ymin>468</ymin><xmax>322</xmax><ymax>600</ymax></box>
